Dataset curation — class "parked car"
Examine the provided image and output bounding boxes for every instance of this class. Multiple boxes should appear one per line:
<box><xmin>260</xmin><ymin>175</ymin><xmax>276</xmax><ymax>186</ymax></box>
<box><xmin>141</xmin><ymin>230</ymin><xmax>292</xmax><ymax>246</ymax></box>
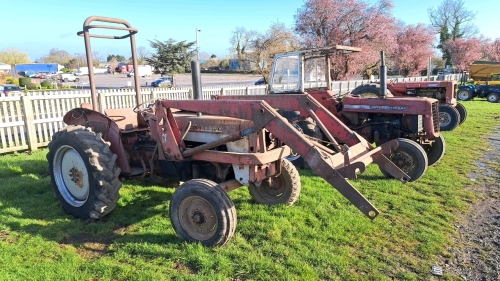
<box><xmin>151</xmin><ymin>76</ymin><xmax>173</xmax><ymax>87</ymax></box>
<box><xmin>59</xmin><ymin>73</ymin><xmax>80</xmax><ymax>82</ymax></box>
<box><xmin>255</xmin><ymin>77</ymin><xmax>266</xmax><ymax>85</ymax></box>
<box><xmin>2</xmin><ymin>84</ymin><xmax>22</xmax><ymax>96</ymax></box>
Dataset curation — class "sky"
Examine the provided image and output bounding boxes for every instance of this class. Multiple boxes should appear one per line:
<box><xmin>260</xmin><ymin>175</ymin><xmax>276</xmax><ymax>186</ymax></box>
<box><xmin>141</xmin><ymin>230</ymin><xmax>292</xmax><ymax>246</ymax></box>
<box><xmin>0</xmin><ymin>0</ymin><xmax>498</xmax><ymax>62</ymax></box>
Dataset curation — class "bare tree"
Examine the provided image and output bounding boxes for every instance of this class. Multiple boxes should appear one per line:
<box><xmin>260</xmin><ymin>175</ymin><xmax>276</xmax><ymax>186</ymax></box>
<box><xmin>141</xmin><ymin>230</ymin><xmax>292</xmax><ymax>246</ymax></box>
<box><xmin>428</xmin><ymin>0</ymin><xmax>477</xmax><ymax>66</ymax></box>
<box><xmin>229</xmin><ymin>27</ymin><xmax>257</xmax><ymax>70</ymax></box>
<box><xmin>38</xmin><ymin>48</ymin><xmax>73</xmax><ymax>65</ymax></box>
<box><xmin>247</xmin><ymin>22</ymin><xmax>301</xmax><ymax>82</ymax></box>
<box><xmin>137</xmin><ymin>46</ymin><xmax>150</xmax><ymax>64</ymax></box>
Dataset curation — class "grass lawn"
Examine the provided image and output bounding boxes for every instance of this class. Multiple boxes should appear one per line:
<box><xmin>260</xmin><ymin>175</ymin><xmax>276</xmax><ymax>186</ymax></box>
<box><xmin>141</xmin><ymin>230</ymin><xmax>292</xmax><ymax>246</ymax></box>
<box><xmin>0</xmin><ymin>98</ymin><xmax>498</xmax><ymax>280</ymax></box>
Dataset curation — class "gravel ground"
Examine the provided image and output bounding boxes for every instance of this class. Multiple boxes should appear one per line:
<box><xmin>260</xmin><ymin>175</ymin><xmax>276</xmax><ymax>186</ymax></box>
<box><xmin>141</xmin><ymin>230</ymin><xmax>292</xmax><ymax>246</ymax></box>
<box><xmin>440</xmin><ymin>128</ymin><xmax>500</xmax><ymax>280</ymax></box>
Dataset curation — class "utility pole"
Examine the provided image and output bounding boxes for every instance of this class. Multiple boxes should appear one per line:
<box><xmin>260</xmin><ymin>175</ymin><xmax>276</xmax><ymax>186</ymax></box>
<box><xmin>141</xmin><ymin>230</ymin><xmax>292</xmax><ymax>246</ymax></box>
<box><xmin>195</xmin><ymin>28</ymin><xmax>201</xmax><ymax>61</ymax></box>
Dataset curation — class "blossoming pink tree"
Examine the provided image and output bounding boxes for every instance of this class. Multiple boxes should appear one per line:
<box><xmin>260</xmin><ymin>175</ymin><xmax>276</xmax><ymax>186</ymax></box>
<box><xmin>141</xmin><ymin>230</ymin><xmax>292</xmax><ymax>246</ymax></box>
<box><xmin>391</xmin><ymin>23</ymin><xmax>435</xmax><ymax>77</ymax></box>
<box><xmin>294</xmin><ymin>0</ymin><xmax>398</xmax><ymax>80</ymax></box>
<box><xmin>446</xmin><ymin>38</ymin><xmax>482</xmax><ymax>71</ymax></box>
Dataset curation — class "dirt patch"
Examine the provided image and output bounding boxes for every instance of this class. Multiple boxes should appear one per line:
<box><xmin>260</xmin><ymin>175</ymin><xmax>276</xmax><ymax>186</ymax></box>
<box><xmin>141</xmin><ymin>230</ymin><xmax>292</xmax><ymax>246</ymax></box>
<box><xmin>440</xmin><ymin>128</ymin><xmax>500</xmax><ymax>280</ymax></box>
<box><xmin>173</xmin><ymin>260</ymin><xmax>197</xmax><ymax>274</ymax></box>
<box><xmin>60</xmin><ymin>233</ymin><xmax>114</xmax><ymax>259</ymax></box>
<box><xmin>0</xmin><ymin>230</ymin><xmax>18</xmax><ymax>244</ymax></box>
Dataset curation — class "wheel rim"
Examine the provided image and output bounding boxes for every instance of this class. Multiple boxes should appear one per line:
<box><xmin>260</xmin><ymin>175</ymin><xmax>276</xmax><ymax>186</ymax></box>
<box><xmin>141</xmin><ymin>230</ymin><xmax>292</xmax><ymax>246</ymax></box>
<box><xmin>53</xmin><ymin>145</ymin><xmax>90</xmax><ymax>207</ymax></box>
<box><xmin>487</xmin><ymin>94</ymin><xmax>497</xmax><ymax>102</ymax></box>
<box><xmin>179</xmin><ymin>196</ymin><xmax>217</xmax><ymax>241</ymax></box>
<box><xmin>439</xmin><ymin>112</ymin><xmax>451</xmax><ymax>127</ymax></box>
<box><xmin>389</xmin><ymin>149</ymin><xmax>417</xmax><ymax>174</ymax></box>
<box><xmin>256</xmin><ymin>176</ymin><xmax>286</xmax><ymax>199</ymax></box>
<box><xmin>457</xmin><ymin>90</ymin><xmax>469</xmax><ymax>100</ymax></box>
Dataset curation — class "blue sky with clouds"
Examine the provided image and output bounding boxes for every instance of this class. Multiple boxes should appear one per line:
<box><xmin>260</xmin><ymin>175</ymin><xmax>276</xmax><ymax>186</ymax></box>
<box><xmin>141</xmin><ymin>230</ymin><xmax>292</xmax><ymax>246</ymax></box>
<box><xmin>0</xmin><ymin>0</ymin><xmax>498</xmax><ymax>62</ymax></box>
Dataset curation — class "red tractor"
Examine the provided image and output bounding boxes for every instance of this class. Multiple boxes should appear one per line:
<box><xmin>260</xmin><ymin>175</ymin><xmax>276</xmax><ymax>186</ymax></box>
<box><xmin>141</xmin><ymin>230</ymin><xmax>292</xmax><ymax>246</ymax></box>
<box><xmin>46</xmin><ymin>17</ymin><xmax>409</xmax><ymax>246</ymax></box>
<box><xmin>216</xmin><ymin>47</ymin><xmax>443</xmax><ymax>182</ymax></box>
<box><xmin>352</xmin><ymin>79</ymin><xmax>466</xmax><ymax>132</ymax></box>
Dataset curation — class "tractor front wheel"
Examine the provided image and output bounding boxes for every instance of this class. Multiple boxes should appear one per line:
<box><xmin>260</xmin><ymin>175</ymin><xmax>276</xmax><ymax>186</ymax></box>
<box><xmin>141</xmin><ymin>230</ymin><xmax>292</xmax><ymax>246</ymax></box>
<box><xmin>487</xmin><ymin>93</ymin><xmax>500</xmax><ymax>103</ymax></box>
<box><xmin>380</xmin><ymin>138</ymin><xmax>428</xmax><ymax>182</ymax></box>
<box><xmin>47</xmin><ymin>125</ymin><xmax>122</xmax><ymax>219</ymax></box>
<box><xmin>170</xmin><ymin>179</ymin><xmax>237</xmax><ymax>246</ymax></box>
<box><xmin>421</xmin><ymin>134</ymin><xmax>446</xmax><ymax>166</ymax></box>
<box><xmin>438</xmin><ymin>105</ymin><xmax>460</xmax><ymax>131</ymax></box>
<box><xmin>455</xmin><ymin>103</ymin><xmax>467</xmax><ymax>125</ymax></box>
<box><xmin>248</xmin><ymin>159</ymin><xmax>301</xmax><ymax>206</ymax></box>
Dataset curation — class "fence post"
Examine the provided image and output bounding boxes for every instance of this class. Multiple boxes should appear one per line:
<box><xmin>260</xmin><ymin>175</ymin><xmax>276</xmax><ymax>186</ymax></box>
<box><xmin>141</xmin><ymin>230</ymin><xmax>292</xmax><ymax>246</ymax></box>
<box><xmin>246</xmin><ymin>86</ymin><xmax>249</xmax><ymax>95</ymax></box>
<box><xmin>20</xmin><ymin>95</ymin><xmax>38</xmax><ymax>151</ymax></box>
<box><xmin>189</xmin><ymin>88</ymin><xmax>193</xmax><ymax>99</ymax></box>
<box><xmin>150</xmin><ymin>90</ymin><xmax>157</xmax><ymax>101</ymax></box>
<box><xmin>220</xmin><ymin>87</ymin><xmax>225</xmax><ymax>96</ymax></box>
<box><xmin>98</xmin><ymin>91</ymin><xmax>106</xmax><ymax>112</ymax></box>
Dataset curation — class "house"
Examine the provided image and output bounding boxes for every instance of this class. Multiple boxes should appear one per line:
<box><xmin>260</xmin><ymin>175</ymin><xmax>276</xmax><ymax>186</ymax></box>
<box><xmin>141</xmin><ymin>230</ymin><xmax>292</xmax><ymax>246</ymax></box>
<box><xmin>0</xmin><ymin>62</ymin><xmax>11</xmax><ymax>73</ymax></box>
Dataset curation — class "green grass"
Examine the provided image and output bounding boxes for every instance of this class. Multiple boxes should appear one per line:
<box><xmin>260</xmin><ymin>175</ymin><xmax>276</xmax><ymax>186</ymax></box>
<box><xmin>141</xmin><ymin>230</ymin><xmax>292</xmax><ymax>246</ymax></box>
<box><xmin>0</xmin><ymin>99</ymin><xmax>499</xmax><ymax>280</ymax></box>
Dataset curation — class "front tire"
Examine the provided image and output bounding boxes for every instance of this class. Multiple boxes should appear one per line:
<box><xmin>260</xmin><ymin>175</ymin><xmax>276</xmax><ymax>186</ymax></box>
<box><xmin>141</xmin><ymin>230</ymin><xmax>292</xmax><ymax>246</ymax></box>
<box><xmin>487</xmin><ymin>93</ymin><xmax>500</xmax><ymax>103</ymax></box>
<box><xmin>438</xmin><ymin>105</ymin><xmax>460</xmax><ymax>131</ymax></box>
<box><xmin>47</xmin><ymin>126</ymin><xmax>122</xmax><ymax>219</ymax></box>
<box><xmin>170</xmin><ymin>179</ymin><xmax>237</xmax><ymax>246</ymax></box>
<box><xmin>455</xmin><ymin>103</ymin><xmax>467</xmax><ymax>125</ymax></box>
<box><xmin>248</xmin><ymin>159</ymin><xmax>301</xmax><ymax>206</ymax></box>
<box><xmin>421</xmin><ymin>135</ymin><xmax>446</xmax><ymax>166</ymax></box>
<box><xmin>380</xmin><ymin>138</ymin><xmax>428</xmax><ymax>182</ymax></box>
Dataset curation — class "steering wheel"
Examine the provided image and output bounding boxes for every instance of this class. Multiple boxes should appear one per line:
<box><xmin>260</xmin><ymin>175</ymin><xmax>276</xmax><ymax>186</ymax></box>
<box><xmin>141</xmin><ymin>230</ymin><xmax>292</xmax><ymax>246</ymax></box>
<box><xmin>133</xmin><ymin>99</ymin><xmax>157</xmax><ymax>113</ymax></box>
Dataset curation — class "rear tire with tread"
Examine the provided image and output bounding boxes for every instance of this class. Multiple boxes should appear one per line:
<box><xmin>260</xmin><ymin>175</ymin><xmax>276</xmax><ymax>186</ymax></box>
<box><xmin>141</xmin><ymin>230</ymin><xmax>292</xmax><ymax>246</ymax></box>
<box><xmin>47</xmin><ymin>125</ymin><xmax>122</xmax><ymax>219</ymax></box>
<box><xmin>351</xmin><ymin>83</ymin><xmax>393</xmax><ymax>97</ymax></box>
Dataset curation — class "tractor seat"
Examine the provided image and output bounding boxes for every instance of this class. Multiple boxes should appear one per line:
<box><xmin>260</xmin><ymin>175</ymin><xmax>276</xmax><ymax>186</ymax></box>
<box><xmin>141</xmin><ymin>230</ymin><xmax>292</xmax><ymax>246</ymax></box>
<box><xmin>104</xmin><ymin>108</ymin><xmax>148</xmax><ymax>131</ymax></box>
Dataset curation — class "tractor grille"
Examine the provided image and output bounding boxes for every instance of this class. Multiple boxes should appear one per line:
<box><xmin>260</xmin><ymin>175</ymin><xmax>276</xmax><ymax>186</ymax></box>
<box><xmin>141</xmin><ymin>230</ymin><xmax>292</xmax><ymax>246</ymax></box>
<box><xmin>432</xmin><ymin>101</ymin><xmax>439</xmax><ymax>132</ymax></box>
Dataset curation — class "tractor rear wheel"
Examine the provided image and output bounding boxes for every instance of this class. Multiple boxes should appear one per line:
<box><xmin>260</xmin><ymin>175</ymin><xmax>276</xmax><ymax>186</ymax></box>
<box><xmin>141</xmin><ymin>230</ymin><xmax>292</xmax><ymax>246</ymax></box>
<box><xmin>287</xmin><ymin>119</ymin><xmax>323</xmax><ymax>169</ymax></box>
<box><xmin>455</xmin><ymin>103</ymin><xmax>467</xmax><ymax>125</ymax></box>
<box><xmin>248</xmin><ymin>159</ymin><xmax>301</xmax><ymax>206</ymax></box>
<box><xmin>351</xmin><ymin>83</ymin><xmax>393</xmax><ymax>97</ymax></box>
<box><xmin>421</xmin><ymin>134</ymin><xmax>446</xmax><ymax>166</ymax></box>
<box><xmin>487</xmin><ymin>93</ymin><xmax>500</xmax><ymax>103</ymax></box>
<box><xmin>47</xmin><ymin>125</ymin><xmax>122</xmax><ymax>219</ymax></box>
<box><xmin>277</xmin><ymin>110</ymin><xmax>323</xmax><ymax>169</ymax></box>
<box><xmin>380</xmin><ymin>138</ymin><xmax>428</xmax><ymax>182</ymax></box>
<box><xmin>170</xmin><ymin>179</ymin><xmax>237</xmax><ymax>246</ymax></box>
<box><xmin>457</xmin><ymin>88</ymin><xmax>473</xmax><ymax>101</ymax></box>
<box><xmin>438</xmin><ymin>105</ymin><xmax>460</xmax><ymax>131</ymax></box>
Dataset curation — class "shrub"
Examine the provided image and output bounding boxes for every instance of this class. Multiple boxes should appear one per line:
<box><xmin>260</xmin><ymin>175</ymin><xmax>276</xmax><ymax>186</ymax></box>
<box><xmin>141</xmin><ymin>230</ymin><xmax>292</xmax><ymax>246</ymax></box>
<box><xmin>26</xmin><ymin>83</ymin><xmax>37</xmax><ymax>90</ymax></box>
<box><xmin>61</xmin><ymin>68</ymin><xmax>72</xmax><ymax>73</ymax></box>
<box><xmin>19</xmin><ymin>77</ymin><xmax>32</xmax><ymax>87</ymax></box>
<box><xmin>41</xmin><ymin>80</ymin><xmax>53</xmax><ymax>89</ymax></box>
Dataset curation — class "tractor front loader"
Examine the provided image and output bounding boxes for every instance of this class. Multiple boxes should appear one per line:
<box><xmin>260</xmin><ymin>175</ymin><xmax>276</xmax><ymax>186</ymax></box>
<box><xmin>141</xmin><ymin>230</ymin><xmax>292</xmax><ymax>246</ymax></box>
<box><xmin>46</xmin><ymin>16</ymin><xmax>409</xmax><ymax>246</ymax></box>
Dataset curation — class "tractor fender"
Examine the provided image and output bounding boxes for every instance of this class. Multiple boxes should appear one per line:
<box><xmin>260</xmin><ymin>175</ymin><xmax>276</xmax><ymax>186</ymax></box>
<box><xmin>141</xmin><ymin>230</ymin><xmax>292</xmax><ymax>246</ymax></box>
<box><xmin>63</xmin><ymin>107</ymin><xmax>131</xmax><ymax>174</ymax></box>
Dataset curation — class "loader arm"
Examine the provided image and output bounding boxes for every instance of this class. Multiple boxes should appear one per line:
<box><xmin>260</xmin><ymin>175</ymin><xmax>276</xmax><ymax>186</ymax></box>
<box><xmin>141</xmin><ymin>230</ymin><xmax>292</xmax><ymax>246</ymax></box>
<box><xmin>213</xmin><ymin>94</ymin><xmax>408</xmax><ymax>180</ymax></box>
<box><xmin>160</xmin><ymin>99</ymin><xmax>407</xmax><ymax>219</ymax></box>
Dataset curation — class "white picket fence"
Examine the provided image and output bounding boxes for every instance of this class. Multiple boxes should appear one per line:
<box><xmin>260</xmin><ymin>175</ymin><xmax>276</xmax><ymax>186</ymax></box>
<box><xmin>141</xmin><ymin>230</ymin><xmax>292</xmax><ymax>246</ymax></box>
<box><xmin>0</xmin><ymin>73</ymin><xmax>460</xmax><ymax>154</ymax></box>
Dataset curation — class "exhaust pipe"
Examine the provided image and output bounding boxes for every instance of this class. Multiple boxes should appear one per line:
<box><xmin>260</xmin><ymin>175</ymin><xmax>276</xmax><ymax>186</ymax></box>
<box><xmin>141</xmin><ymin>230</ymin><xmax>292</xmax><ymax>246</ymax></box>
<box><xmin>191</xmin><ymin>60</ymin><xmax>202</xmax><ymax>116</ymax></box>
<box><xmin>379</xmin><ymin>51</ymin><xmax>387</xmax><ymax>97</ymax></box>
